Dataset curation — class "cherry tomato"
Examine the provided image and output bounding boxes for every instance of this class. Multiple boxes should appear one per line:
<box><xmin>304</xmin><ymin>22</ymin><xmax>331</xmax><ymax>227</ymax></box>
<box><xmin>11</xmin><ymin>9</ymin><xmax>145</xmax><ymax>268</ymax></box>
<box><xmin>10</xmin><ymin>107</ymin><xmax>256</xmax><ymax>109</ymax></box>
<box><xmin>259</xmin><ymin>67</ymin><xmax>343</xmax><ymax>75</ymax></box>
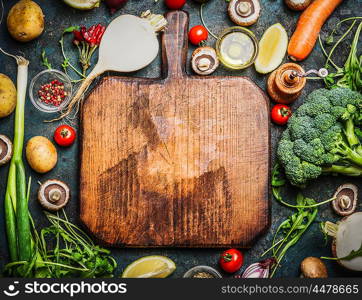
<box><xmin>165</xmin><ymin>0</ymin><xmax>186</xmax><ymax>10</ymax></box>
<box><xmin>271</xmin><ymin>104</ymin><xmax>292</xmax><ymax>125</ymax></box>
<box><xmin>219</xmin><ymin>249</ymin><xmax>244</xmax><ymax>273</ymax></box>
<box><xmin>54</xmin><ymin>125</ymin><xmax>76</xmax><ymax>147</ymax></box>
<box><xmin>188</xmin><ymin>25</ymin><xmax>208</xmax><ymax>45</ymax></box>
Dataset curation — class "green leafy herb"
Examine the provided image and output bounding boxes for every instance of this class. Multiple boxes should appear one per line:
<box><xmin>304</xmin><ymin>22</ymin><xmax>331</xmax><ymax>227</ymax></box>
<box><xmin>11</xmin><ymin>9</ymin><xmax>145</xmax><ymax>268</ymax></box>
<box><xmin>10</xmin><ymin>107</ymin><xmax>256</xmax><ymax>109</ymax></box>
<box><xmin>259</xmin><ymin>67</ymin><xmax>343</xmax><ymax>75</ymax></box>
<box><xmin>271</xmin><ymin>163</ymin><xmax>335</xmax><ymax>209</ymax></box>
<box><xmin>262</xmin><ymin>194</ymin><xmax>318</xmax><ymax>277</ymax></box>
<box><xmin>59</xmin><ymin>26</ymin><xmax>85</xmax><ymax>82</ymax></box>
<box><xmin>266</xmin><ymin>163</ymin><xmax>336</xmax><ymax>277</ymax></box>
<box><xmin>41</xmin><ymin>49</ymin><xmax>52</xmax><ymax>70</ymax></box>
<box><xmin>4</xmin><ymin>209</ymin><xmax>117</xmax><ymax>278</ymax></box>
<box><xmin>63</xmin><ymin>26</ymin><xmax>80</xmax><ymax>33</ymax></box>
<box><xmin>319</xmin><ymin>18</ymin><xmax>362</xmax><ymax>92</ymax></box>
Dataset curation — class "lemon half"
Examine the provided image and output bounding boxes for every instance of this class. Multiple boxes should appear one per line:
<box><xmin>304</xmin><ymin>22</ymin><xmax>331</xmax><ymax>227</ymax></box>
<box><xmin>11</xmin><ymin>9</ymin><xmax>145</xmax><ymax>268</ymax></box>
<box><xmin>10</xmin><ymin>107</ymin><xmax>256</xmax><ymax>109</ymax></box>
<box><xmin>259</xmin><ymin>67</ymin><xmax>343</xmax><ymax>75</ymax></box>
<box><xmin>255</xmin><ymin>23</ymin><xmax>288</xmax><ymax>74</ymax></box>
<box><xmin>62</xmin><ymin>0</ymin><xmax>100</xmax><ymax>10</ymax></box>
<box><xmin>121</xmin><ymin>256</ymin><xmax>176</xmax><ymax>278</ymax></box>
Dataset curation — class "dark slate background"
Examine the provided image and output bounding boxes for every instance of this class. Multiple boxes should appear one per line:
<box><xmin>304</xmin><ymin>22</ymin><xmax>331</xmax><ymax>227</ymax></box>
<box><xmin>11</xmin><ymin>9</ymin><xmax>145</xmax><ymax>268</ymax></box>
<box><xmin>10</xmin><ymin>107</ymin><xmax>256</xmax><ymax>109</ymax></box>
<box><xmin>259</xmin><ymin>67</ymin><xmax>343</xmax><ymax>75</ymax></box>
<box><xmin>0</xmin><ymin>0</ymin><xmax>361</xmax><ymax>278</ymax></box>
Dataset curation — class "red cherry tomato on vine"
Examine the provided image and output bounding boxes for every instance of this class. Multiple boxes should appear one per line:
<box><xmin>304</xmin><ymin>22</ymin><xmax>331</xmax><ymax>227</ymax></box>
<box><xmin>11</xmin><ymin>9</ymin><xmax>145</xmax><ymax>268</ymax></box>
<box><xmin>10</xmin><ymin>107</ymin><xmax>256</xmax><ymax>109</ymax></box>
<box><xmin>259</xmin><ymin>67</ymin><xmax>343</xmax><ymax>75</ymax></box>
<box><xmin>219</xmin><ymin>249</ymin><xmax>244</xmax><ymax>273</ymax></box>
<box><xmin>54</xmin><ymin>125</ymin><xmax>76</xmax><ymax>147</ymax></box>
<box><xmin>271</xmin><ymin>104</ymin><xmax>292</xmax><ymax>125</ymax></box>
<box><xmin>165</xmin><ymin>0</ymin><xmax>186</xmax><ymax>10</ymax></box>
<box><xmin>188</xmin><ymin>25</ymin><xmax>208</xmax><ymax>45</ymax></box>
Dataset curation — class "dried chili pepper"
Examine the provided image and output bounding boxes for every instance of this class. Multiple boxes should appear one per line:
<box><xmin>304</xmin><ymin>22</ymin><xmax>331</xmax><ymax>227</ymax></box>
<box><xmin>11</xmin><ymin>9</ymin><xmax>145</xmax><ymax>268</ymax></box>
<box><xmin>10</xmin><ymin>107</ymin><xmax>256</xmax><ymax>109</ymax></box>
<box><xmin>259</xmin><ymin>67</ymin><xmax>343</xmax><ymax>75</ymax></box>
<box><xmin>72</xmin><ymin>24</ymin><xmax>106</xmax><ymax>75</ymax></box>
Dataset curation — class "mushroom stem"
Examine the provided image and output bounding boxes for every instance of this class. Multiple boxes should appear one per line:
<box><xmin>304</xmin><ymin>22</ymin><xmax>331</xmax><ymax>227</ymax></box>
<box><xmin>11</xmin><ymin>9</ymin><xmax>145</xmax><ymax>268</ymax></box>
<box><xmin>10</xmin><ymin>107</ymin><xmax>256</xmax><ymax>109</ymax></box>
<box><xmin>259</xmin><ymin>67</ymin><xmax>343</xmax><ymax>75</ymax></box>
<box><xmin>49</xmin><ymin>189</ymin><xmax>62</xmax><ymax>203</ymax></box>
<box><xmin>332</xmin><ymin>183</ymin><xmax>358</xmax><ymax>216</ymax></box>
<box><xmin>237</xmin><ymin>2</ymin><xmax>252</xmax><ymax>16</ymax></box>
<box><xmin>38</xmin><ymin>179</ymin><xmax>70</xmax><ymax>211</ymax></box>
<box><xmin>197</xmin><ymin>58</ymin><xmax>211</xmax><ymax>71</ymax></box>
<box><xmin>191</xmin><ymin>46</ymin><xmax>219</xmax><ymax>76</ymax></box>
<box><xmin>338</xmin><ymin>195</ymin><xmax>351</xmax><ymax>209</ymax></box>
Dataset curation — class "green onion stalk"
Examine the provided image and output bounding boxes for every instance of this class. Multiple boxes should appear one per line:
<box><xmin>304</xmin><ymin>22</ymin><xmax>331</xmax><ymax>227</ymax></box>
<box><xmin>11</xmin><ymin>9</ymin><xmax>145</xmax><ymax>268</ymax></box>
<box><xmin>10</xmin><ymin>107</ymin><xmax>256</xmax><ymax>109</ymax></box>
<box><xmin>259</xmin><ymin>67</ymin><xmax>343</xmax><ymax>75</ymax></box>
<box><xmin>1</xmin><ymin>50</ymin><xmax>32</xmax><ymax>263</ymax></box>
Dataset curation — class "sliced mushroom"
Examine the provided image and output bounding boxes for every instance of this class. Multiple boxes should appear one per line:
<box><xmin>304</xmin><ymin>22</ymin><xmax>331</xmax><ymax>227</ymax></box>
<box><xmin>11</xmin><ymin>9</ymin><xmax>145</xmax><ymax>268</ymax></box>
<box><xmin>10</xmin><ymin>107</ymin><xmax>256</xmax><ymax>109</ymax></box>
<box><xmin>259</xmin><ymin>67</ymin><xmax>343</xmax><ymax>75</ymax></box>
<box><xmin>300</xmin><ymin>257</ymin><xmax>328</xmax><ymax>278</ymax></box>
<box><xmin>191</xmin><ymin>46</ymin><xmax>219</xmax><ymax>76</ymax></box>
<box><xmin>284</xmin><ymin>0</ymin><xmax>312</xmax><ymax>11</ymax></box>
<box><xmin>38</xmin><ymin>179</ymin><xmax>70</xmax><ymax>211</ymax></box>
<box><xmin>332</xmin><ymin>183</ymin><xmax>358</xmax><ymax>216</ymax></box>
<box><xmin>0</xmin><ymin>135</ymin><xmax>13</xmax><ymax>166</ymax></box>
<box><xmin>228</xmin><ymin>0</ymin><xmax>261</xmax><ymax>26</ymax></box>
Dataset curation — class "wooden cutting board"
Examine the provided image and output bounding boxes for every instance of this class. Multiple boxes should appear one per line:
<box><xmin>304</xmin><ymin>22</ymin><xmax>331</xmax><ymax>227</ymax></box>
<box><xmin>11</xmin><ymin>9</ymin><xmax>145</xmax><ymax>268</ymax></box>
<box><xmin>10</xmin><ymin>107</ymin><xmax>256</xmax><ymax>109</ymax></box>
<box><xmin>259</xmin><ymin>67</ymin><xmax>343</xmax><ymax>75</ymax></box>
<box><xmin>80</xmin><ymin>11</ymin><xmax>270</xmax><ymax>248</ymax></box>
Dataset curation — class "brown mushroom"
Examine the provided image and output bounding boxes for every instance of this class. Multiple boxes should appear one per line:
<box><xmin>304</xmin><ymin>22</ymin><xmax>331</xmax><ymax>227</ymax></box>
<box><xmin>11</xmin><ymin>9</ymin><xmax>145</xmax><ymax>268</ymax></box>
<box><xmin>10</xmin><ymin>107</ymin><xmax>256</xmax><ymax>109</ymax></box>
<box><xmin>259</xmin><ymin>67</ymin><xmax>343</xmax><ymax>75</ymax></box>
<box><xmin>332</xmin><ymin>183</ymin><xmax>358</xmax><ymax>216</ymax></box>
<box><xmin>191</xmin><ymin>46</ymin><xmax>219</xmax><ymax>76</ymax></box>
<box><xmin>228</xmin><ymin>0</ymin><xmax>261</xmax><ymax>27</ymax></box>
<box><xmin>0</xmin><ymin>135</ymin><xmax>13</xmax><ymax>166</ymax></box>
<box><xmin>38</xmin><ymin>179</ymin><xmax>70</xmax><ymax>211</ymax></box>
<box><xmin>300</xmin><ymin>257</ymin><xmax>328</xmax><ymax>278</ymax></box>
<box><xmin>284</xmin><ymin>0</ymin><xmax>312</xmax><ymax>11</ymax></box>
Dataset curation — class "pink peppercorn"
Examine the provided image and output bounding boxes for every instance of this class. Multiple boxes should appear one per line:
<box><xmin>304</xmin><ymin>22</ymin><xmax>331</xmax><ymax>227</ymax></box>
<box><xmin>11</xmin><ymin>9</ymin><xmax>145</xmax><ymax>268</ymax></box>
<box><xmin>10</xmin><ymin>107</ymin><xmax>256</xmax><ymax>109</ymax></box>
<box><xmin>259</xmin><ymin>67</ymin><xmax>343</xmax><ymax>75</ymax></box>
<box><xmin>38</xmin><ymin>80</ymin><xmax>67</xmax><ymax>106</ymax></box>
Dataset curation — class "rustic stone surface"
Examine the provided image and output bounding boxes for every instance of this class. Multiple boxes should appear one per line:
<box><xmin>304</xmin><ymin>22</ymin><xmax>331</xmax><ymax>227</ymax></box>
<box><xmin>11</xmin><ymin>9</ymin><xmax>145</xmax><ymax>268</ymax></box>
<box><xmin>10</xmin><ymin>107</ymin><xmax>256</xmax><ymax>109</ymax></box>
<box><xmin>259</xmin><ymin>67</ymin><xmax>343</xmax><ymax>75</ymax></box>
<box><xmin>0</xmin><ymin>0</ymin><xmax>360</xmax><ymax>277</ymax></box>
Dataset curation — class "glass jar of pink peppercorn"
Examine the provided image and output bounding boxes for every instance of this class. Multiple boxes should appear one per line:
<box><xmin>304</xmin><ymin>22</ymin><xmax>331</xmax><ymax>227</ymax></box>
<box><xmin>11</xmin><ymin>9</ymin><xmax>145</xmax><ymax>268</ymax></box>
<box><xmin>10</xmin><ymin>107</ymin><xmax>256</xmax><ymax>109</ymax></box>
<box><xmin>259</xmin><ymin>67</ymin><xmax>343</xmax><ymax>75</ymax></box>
<box><xmin>29</xmin><ymin>69</ymin><xmax>72</xmax><ymax>113</ymax></box>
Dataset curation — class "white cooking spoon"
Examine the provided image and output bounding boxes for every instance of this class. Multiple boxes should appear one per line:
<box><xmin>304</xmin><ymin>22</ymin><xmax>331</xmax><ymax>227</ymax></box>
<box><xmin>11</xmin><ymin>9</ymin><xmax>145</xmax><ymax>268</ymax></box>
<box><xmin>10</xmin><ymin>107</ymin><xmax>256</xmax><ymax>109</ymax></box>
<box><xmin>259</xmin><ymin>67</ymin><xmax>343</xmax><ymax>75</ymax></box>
<box><xmin>50</xmin><ymin>10</ymin><xmax>167</xmax><ymax>122</ymax></box>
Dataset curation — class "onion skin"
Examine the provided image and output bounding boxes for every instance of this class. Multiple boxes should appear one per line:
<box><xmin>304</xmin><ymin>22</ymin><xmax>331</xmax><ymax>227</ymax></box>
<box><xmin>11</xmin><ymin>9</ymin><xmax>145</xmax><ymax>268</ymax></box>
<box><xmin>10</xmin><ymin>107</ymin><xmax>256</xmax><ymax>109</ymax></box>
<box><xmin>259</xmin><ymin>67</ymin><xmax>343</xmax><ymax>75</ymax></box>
<box><xmin>235</xmin><ymin>258</ymin><xmax>276</xmax><ymax>278</ymax></box>
<box><xmin>104</xmin><ymin>0</ymin><xmax>128</xmax><ymax>14</ymax></box>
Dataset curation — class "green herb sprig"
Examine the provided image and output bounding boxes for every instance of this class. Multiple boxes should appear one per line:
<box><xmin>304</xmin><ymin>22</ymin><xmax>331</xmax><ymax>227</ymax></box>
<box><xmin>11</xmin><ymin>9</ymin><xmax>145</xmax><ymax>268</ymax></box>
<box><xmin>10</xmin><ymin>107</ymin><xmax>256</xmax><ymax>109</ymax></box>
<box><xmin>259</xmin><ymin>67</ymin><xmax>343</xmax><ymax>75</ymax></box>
<box><xmin>319</xmin><ymin>18</ymin><xmax>362</xmax><ymax>92</ymax></box>
<box><xmin>265</xmin><ymin>163</ymin><xmax>337</xmax><ymax>277</ymax></box>
<box><xmin>59</xmin><ymin>26</ymin><xmax>86</xmax><ymax>82</ymax></box>
<box><xmin>4</xmin><ymin>208</ymin><xmax>117</xmax><ymax>278</ymax></box>
<box><xmin>41</xmin><ymin>49</ymin><xmax>52</xmax><ymax>70</ymax></box>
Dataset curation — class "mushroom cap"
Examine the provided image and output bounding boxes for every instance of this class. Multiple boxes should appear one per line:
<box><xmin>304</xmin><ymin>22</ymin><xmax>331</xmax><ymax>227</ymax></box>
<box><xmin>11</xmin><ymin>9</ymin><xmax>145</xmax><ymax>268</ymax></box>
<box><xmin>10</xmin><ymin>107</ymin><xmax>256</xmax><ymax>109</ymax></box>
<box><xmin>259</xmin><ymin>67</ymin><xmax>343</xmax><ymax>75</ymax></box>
<box><xmin>38</xmin><ymin>179</ymin><xmax>70</xmax><ymax>211</ymax></box>
<box><xmin>300</xmin><ymin>257</ymin><xmax>328</xmax><ymax>278</ymax></box>
<box><xmin>228</xmin><ymin>0</ymin><xmax>261</xmax><ymax>27</ymax></box>
<box><xmin>332</xmin><ymin>183</ymin><xmax>358</xmax><ymax>216</ymax></box>
<box><xmin>284</xmin><ymin>0</ymin><xmax>312</xmax><ymax>11</ymax></box>
<box><xmin>0</xmin><ymin>134</ymin><xmax>13</xmax><ymax>166</ymax></box>
<box><xmin>191</xmin><ymin>46</ymin><xmax>219</xmax><ymax>76</ymax></box>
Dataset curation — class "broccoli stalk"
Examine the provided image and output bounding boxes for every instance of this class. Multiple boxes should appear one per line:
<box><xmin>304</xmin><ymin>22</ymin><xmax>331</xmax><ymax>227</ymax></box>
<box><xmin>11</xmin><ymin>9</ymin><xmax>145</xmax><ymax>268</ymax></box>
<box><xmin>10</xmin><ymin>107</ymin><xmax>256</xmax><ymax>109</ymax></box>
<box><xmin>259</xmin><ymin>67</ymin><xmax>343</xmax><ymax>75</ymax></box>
<box><xmin>344</xmin><ymin>118</ymin><xmax>360</xmax><ymax>148</ymax></box>
<box><xmin>332</xmin><ymin>137</ymin><xmax>362</xmax><ymax>167</ymax></box>
<box><xmin>322</xmin><ymin>164</ymin><xmax>362</xmax><ymax>176</ymax></box>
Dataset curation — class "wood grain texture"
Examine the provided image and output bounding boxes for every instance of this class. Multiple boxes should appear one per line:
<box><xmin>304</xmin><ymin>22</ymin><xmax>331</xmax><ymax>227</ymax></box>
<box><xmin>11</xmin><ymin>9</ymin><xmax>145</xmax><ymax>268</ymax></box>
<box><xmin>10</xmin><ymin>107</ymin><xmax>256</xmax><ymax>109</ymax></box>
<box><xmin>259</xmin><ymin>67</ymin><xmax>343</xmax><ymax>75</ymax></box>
<box><xmin>79</xmin><ymin>11</ymin><xmax>270</xmax><ymax>248</ymax></box>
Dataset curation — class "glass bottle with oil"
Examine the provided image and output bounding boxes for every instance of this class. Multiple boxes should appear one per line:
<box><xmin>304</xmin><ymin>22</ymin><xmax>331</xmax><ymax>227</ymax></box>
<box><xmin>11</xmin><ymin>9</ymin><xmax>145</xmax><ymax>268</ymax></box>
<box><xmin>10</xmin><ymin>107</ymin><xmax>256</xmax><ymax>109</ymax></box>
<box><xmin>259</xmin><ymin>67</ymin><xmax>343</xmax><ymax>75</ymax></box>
<box><xmin>216</xmin><ymin>27</ymin><xmax>259</xmax><ymax>70</ymax></box>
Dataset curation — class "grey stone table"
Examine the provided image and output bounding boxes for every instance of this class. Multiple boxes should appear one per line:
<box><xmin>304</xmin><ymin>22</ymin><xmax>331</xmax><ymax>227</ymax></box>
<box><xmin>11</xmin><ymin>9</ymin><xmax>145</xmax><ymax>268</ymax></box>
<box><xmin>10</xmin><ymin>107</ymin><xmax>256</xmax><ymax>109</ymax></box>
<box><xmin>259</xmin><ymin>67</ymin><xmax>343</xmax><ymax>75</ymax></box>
<box><xmin>0</xmin><ymin>0</ymin><xmax>360</xmax><ymax>278</ymax></box>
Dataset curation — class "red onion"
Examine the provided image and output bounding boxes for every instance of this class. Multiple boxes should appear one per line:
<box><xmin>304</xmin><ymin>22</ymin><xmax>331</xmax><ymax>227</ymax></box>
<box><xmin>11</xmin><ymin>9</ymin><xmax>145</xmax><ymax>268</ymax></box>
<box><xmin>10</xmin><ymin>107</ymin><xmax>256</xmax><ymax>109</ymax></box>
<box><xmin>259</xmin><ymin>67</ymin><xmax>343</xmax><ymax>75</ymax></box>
<box><xmin>235</xmin><ymin>258</ymin><xmax>276</xmax><ymax>278</ymax></box>
<box><xmin>104</xmin><ymin>0</ymin><xmax>128</xmax><ymax>14</ymax></box>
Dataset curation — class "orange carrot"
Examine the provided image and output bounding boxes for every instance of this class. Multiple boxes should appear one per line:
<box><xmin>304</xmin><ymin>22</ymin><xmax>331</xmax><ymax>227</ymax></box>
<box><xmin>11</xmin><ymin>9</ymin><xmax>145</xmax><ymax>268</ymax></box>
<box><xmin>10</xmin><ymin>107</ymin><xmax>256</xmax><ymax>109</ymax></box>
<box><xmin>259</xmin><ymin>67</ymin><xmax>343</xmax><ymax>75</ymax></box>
<box><xmin>288</xmin><ymin>0</ymin><xmax>344</xmax><ymax>61</ymax></box>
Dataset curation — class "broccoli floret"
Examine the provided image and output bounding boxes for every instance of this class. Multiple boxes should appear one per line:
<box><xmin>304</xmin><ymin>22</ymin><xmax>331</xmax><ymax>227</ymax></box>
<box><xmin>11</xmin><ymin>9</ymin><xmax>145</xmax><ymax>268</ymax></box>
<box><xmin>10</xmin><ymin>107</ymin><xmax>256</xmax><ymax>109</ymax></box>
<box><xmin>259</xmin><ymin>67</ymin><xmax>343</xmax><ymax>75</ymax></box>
<box><xmin>305</xmin><ymin>88</ymin><xmax>330</xmax><ymax>103</ymax></box>
<box><xmin>293</xmin><ymin>139</ymin><xmax>325</xmax><ymax>165</ymax></box>
<box><xmin>277</xmin><ymin>134</ymin><xmax>294</xmax><ymax>164</ymax></box>
<box><xmin>297</xmin><ymin>95</ymin><xmax>331</xmax><ymax>117</ymax></box>
<box><xmin>320</xmin><ymin>125</ymin><xmax>343</xmax><ymax>151</ymax></box>
<box><xmin>283</xmin><ymin>156</ymin><xmax>308</xmax><ymax>186</ymax></box>
<box><xmin>301</xmin><ymin>161</ymin><xmax>322</xmax><ymax>181</ymax></box>
<box><xmin>327</xmin><ymin>88</ymin><xmax>362</xmax><ymax>106</ymax></box>
<box><xmin>288</xmin><ymin>115</ymin><xmax>319</xmax><ymax>142</ymax></box>
<box><xmin>314</xmin><ymin>113</ymin><xmax>336</xmax><ymax>132</ymax></box>
<box><xmin>330</xmin><ymin>106</ymin><xmax>348</xmax><ymax>119</ymax></box>
<box><xmin>277</xmin><ymin>88</ymin><xmax>362</xmax><ymax>186</ymax></box>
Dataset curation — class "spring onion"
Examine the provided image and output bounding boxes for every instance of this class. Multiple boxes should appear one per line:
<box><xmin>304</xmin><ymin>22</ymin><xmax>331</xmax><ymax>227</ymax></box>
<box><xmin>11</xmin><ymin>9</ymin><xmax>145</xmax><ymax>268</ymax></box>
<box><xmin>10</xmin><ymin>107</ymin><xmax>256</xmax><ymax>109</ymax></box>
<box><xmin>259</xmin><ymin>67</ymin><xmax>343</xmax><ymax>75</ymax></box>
<box><xmin>0</xmin><ymin>49</ymin><xmax>31</xmax><ymax>262</ymax></box>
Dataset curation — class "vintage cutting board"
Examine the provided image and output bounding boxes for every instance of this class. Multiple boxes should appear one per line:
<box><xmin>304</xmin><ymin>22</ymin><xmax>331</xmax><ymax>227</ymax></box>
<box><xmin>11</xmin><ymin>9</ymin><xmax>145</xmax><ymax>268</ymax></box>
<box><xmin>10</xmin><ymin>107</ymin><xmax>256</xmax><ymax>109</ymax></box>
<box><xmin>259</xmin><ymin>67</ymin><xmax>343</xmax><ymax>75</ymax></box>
<box><xmin>80</xmin><ymin>11</ymin><xmax>270</xmax><ymax>248</ymax></box>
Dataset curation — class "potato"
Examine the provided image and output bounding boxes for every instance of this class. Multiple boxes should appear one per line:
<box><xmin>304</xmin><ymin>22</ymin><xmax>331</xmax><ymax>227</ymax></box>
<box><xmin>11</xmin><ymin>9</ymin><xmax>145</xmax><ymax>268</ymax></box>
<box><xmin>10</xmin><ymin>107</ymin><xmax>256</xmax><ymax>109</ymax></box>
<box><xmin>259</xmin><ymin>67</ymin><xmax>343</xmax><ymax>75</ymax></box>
<box><xmin>26</xmin><ymin>136</ymin><xmax>57</xmax><ymax>173</ymax></box>
<box><xmin>7</xmin><ymin>0</ymin><xmax>45</xmax><ymax>42</ymax></box>
<box><xmin>0</xmin><ymin>74</ymin><xmax>16</xmax><ymax>118</ymax></box>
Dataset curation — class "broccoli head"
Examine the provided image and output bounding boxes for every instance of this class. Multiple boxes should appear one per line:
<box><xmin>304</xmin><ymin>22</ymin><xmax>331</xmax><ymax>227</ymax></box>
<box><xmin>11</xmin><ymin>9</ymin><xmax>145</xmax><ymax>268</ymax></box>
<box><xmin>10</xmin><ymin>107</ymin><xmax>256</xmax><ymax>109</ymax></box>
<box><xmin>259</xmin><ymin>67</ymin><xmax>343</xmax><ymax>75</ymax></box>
<box><xmin>277</xmin><ymin>88</ymin><xmax>362</xmax><ymax>186</ymax></box>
